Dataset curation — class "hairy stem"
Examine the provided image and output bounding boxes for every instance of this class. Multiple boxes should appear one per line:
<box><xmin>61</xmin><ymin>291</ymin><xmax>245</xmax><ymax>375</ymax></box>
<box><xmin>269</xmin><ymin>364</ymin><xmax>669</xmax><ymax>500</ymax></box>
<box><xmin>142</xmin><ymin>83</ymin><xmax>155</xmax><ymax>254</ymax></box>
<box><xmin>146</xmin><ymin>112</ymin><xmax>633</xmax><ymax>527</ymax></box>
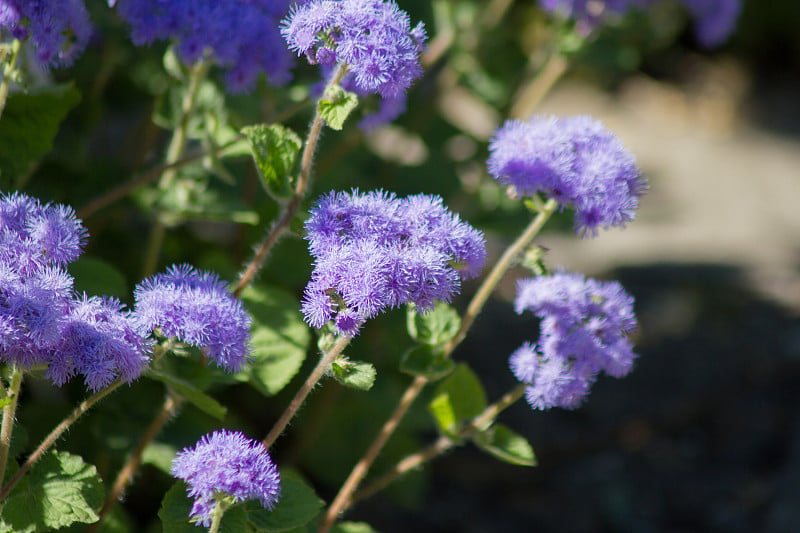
<box><xmin>0</xmin><ymin>367</ymin><xmax>24</xmax><ymax>485</ymax></box>
<box><xmin>320</xmin><ymin>200</ymin><xmax>558</xmax><ymax>530</ymax></box>
<box><xmin>208</xmin><ymin>500</ymin><xmax>228</xmax><ymax>533</ymax></box>
<box><xmin>0</xmin><ymin>39</ymin><xmax>21</xmax><ymax>121</ymax></box>
<box><xmin>0</xmin><ymin>379</ymin><xmax>124</xmax><ymax>501</ymax></box>
<box><xmin>262</xmin><ymin>335</ymin><xmax>351</xmax><ymax>450</ymax></box>
<box><xmin>88</xmin><ymin>394</ymin><xmax>184</xmax><ymax>532</ymax></box>
<box><xmin>351</xmin><ymin>384</ymin><xmax>526</xmax><ymax>505</ymax></box>
<box><xmin>234</xmin><ymin>63</ymin><xmax>348</xmax><ymax>297</ymax></box>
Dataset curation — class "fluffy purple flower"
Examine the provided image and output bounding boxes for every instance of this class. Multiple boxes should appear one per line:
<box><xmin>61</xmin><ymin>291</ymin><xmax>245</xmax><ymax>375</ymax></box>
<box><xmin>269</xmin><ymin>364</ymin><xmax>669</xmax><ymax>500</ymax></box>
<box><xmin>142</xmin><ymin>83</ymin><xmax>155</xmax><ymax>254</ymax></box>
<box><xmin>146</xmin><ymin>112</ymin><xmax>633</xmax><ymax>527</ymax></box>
<box><xmin>111</xmin><ymin>0</ymin><xmax>295</xmax><ymax>92</ymax></box>
<box><xmin>48</xmin><ymin>295</ymin><xmax>153</xmax><ymax>391</ymax></box>
<box><xmin>302</xmin><ymin>190</ymin><xmax>486</xmax><ymax>336</ymax></box>
<box><xmin>488</xmin><ymin>115</ymin><xmax>647</xmax><ymax>237</ymax></box>
<box><xmin>511</xmin><ymin>272</ymin><xmax>638</xmax><ymax>410</ymax></box>
<box><xmin>282</xmin><ymin>0</ymin><xmax>427</xmax><ymax>99</ymax></box>
<box><xmin>171</xmin><ymin>430</ymin><xmax>281</xmax><ymax>527</ymax></box>
<box><xmin>133</xmin><ymin>264</ymin><xmax>251</xmax><ymax>372</ymax></box>
<box><xmin>0</xmin><ymin>0</ymin><xmax>92</xmax><ymax>68</ymax></box>
<box><xmin>678</xmin><ymin>0</ymin><xmax>741</xmax><ymax>47</ymax></box>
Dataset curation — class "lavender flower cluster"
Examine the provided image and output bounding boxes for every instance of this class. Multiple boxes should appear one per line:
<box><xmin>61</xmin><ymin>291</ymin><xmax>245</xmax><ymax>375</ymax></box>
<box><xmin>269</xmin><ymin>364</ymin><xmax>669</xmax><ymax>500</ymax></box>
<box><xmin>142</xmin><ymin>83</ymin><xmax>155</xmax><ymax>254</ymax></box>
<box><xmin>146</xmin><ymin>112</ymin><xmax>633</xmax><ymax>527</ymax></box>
<box><xmin>510</xmin><ymin>272</ymin><xmax>638</xmax><ymax>410</ymax></box>
<box><xmin>0</xmin><ymin>192</ymin><xmax>151</xmax><ymax>390</ymax></box>
<box><xmin>171</xmin><ymin>430</ymin><xmax>281</xmax><ymax>527</ymax></box>
<box><xmin>302</xmin><ymin>190</ymin><xmax>486</xmax><ymax>336</ymax></box>
<box><xmin>281</xmin><ymin>0</ymin><xmax>427</xmax><ymax>99</ymax></box>
<box><xmin>488</xmin><ymin>115</ymin><xmax>647</xmax><ymax>237</ymax></box>
<box><xmin>110</xmin><ymin>0</ymin><xmax>295</xmax><ymax>91</ymax></box>
<box><xmin>0</xmin><ymin>0</ymin><xmax>92</xmax><ymax>68</ymax></box>
<box><xmin>539</xmin><ymin>0</ymin><xmax>741</xmax><ymax>47</ymax></box>
<box><xmin>133</xmin><ymin>264</ymin><xmax>252</xmax><ymax>372</ymax></box>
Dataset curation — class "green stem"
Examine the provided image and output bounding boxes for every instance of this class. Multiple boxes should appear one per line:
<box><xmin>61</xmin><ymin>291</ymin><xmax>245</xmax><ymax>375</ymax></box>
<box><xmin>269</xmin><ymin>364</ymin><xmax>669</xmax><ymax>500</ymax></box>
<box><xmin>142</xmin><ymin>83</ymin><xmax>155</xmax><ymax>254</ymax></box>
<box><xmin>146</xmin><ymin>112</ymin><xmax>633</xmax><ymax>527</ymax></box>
<box><xmin>262</xmin><ymin>335</ymin><xmax>351</xmax><ymax>450</ymax></box>
<box><xmin>0</xmin><ymin>379</ymin><xmax>124</xmax><ymax>501</ymax></box>
<box><xmin>234</xmin><ymin>63</ymin><xmax>348</xmax><ymax>297</ymax></box>
<box><xmin>319</xmin><ymin>200</ymin><xmax>558</xmax><ymax>532</ymax></box>
<box><xmin>208</xmin><ymin>499</ymin><xmax>228</xmax><ymax>533</ymax></box>
<box><xmin>0</xmin><ymin>367</ymin><xmax>23</xmax><ymax>485</ymax></box>
<box><xmin>0</xmin><ymin>39</ymin><xmax>21</xmax><ymax>121</ymax></box>
<box><xmin>350</xmin><ymin>384</ymin><xmax>526</xmax><ymax>506</ymax></box>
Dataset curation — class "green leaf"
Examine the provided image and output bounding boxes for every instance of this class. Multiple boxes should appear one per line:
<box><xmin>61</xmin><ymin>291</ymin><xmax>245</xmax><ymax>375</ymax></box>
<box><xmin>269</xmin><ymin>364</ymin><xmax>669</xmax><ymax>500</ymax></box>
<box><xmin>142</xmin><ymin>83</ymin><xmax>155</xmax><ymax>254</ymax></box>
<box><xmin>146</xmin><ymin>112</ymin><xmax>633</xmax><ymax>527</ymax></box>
<box><xmin>141</xmin><ymin>441</ymin><xmax>178</xmax><ymax>474</ymax></box>
<box><xmin>69</xmin><ymin>256</ymin><xmax>128</xmax><ymax>299</ymax></box>
<box><xmin>0</xmin><ymin>83</ymin><xmax>81</xmax><ymax>186</ymax></box>
<box><xmin>406</xmin><ymin>302</ymin><xmax>461</xmax><ymax>347</ymax></box>
<box><xmin>240</xmin><ymin>285</ymin><xmax>310</xmax><ymax>397</ymax></box>
<box><xmin>427</xmin><ymin>363</ymin><xmax>487</xmax><ymax>436</ymax></box>
<box><xmin>331</xmin><ymin>358</ymin><xmax>376</xmax><ymax>391</ymax></box>
<box><xmin>332</xmin><ymin>522</ymin><xmax>379</xmax><ymax>533</ymax></box>
<box><xmin>159</xmin><ymin>482</ymin><xmax>247</xmax><ymax>533</ymax></box>
<box><xmin>246</xmin><ymin>470</ymin><xmax>324</xmax><ymax>532</ymax></box>
<box><xmin>0</xmin><ymin>451</ymin><xmax>103</xmax><ymax>532</ymax></box>
<box><xmin>163</xmin><ymin>47</ymin><xmax>186</xmax><ymax>81</ymax></box>
<box><xmin>318</xmin><ymin>85</ymin><xmax>358</xmax><ymax>131</ymax></box>
<box><xmin>399</xmin><ymin>345</ymin><xmax>455</xmax><ymax>381</ymax></box>
<box><xmin>474</xmin><ymin>424</ymin><xmax>537</xmax><ymax>467</ymax></box>
<box><xmin>241</xmin><ymin>124</ymin><xmax>302</xmax><ymax>194</ymax></box>
<box><xmin>147</xmin><ymin>369</ymin><xmax>227</xmax><ymax>420</ymax></box>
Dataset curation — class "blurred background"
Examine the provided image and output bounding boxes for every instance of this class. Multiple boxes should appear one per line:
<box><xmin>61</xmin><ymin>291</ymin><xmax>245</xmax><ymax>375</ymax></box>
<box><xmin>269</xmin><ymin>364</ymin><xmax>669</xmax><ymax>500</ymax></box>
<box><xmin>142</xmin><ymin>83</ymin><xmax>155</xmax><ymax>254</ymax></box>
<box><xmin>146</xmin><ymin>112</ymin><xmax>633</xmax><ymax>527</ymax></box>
<box><xmin>4</xmin><ymin>0</ymin><xmax>800</xmax><ymax>531</ymax></box>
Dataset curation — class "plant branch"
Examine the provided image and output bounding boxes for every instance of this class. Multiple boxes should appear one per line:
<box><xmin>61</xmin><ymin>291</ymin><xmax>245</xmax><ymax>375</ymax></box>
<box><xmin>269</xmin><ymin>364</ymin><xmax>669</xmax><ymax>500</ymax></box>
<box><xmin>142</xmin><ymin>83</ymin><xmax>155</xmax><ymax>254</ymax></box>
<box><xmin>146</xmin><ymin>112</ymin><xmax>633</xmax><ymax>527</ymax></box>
<box><xmin>509</xmin><ymin>53</ymin><xmax>568</xmax><ymax>119</ymax></box>
<box><xmin>0</xmin><ymin>367</ymin><xmax>23</xmax><ymax>485</ymax></box>
<box><xmin>234</xmin><ymin>63</ymin><xmax>348</xmax><ymax>297</ymax></box>
<box><xmin>262</xmin><ymin>335</ymin><xmax>351</xmax><ymax>450</ymax></box>
<box><xmin>0</xmin><ymin>379</ymin><xmax>124</xmax><ymax>501</ymax></box>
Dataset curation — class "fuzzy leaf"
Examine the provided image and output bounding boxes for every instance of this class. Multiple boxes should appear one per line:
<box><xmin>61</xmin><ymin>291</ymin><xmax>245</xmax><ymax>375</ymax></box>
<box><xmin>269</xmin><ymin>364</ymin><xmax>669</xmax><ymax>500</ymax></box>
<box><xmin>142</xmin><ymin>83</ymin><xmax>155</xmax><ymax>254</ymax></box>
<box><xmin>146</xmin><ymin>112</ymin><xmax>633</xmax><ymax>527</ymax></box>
<box><xmin>406</xmin><ymin>303</ymin><xmax>461</xmax><ymax>347</ymax></box>
<box><xmin>241</xmin><ymin>285</ymin><xmax>310</xmax><ymax>396</ymax></box>
<box><xmin>246</xmin><ymin>470</ymin><xmax>324</xmax><ymax>532</ymax></box>
<box><xmin>159</xmin><ymin>482</ymin><xmax>247</xmax><ymax>533</ymax></box>
<box><xmin>474</xmin><ymin>424</ymin><xmax>537</xmax><ymax>467</ymax></box>
<box><xmin>318</xmin><ymin>85</ymin><xmax>358</xmax><ymax>131</ymax></box>
<box><xmin>427</xmin><ymin>363</ymin><xmax>487</xmax><ymax>436</ymax></box>
<box><xmin>399</xmin><ymin>345</ymin><xmax>454</xmax><ymax>381</ymax></box>
<box><xmin>0</xmin><ymin>451</ymin><xmax>103</xmax><ymax>532</ymax></box>
<box><xmin>241</xmin><ymin>124</ymin><xmax>302</xmax><ymax>193</ymax></box>
<box><xmin>331</xmin><ymin>359</ymin><xmax>376</xmax><ymax>391</ymax></box>
<box><xmin>0</xmin><ymin>83</ymin><xmax>81</xmax><ymax>186</ymax></box>
<box><xmin>148</xmin><ymin>369</ymin><xmax>227</xmax><ymax>420</ymax></box>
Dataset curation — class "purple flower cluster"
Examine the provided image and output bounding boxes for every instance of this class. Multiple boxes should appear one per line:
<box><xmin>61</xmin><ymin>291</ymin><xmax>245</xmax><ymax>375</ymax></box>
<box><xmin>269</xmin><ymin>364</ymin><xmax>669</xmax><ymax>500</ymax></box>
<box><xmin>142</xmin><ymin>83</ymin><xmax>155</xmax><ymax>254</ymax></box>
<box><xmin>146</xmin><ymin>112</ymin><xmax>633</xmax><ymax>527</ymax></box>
<box><xmin>171</xmin><ymin>430</ymin><xmax>281</xmax><ymax>527</ymax></box>
<box><xmin>539</xmin><ymin>0</ymin><xmax>741</xmax><ymax>47</ymax></box>
<box><xmin>281</xmin><ymin>0</ymin><xmax>427</xmax><ymax>99</ymax></box>
<box><xmin>133</xmin><ymin>264</ymin><xmax>251</xmax><ymax>372</ymax></box>
<box><xmin>0</xmin><ymin>0</ymin><xmax>92</xmax><ymax>68</ymax></box>
<box><xmin>302</xmin><ymin>190</ymin><xmax>486</xmax><ymax>336</ymax></box>
<box><xmin>487</xmin><ymin>115</ymin><xmax>647</xmax><ymax>237</ymax></box>
<box><xmin>110</xmin><ymin>0</ymin><xmax>295</xmax><ymax>91</ymax></box>
<box><xmin>0</xmin><ymin>192</ymin><xmax>151</xmax><ymax>389</ymax></box>
<box><xmin>510</xmin><ymin>272</ymin><xmax>638</xmax><ymax>410</ymax></box>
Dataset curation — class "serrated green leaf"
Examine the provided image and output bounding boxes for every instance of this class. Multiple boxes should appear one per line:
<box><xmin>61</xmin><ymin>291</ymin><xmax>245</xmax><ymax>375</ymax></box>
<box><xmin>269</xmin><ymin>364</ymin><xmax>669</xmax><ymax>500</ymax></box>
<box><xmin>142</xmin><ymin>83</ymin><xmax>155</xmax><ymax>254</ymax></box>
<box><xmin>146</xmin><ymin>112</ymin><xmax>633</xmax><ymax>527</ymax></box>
<box><xmin>332</xmin><ymin>522</ymin><xmax>379</xmax><ymax>533</ymax></box>
<box><xmin>331</xmin><ymin>358</ymin><xmax>376</xmax><ymax>391</ymax></box>
<box><xmin>399</xmin><ymin>345</ymin><xmax>455</xmax><ymax>381</ymax></box>
<box><xmin>69</xmin><ymin>256</ymin><xmax>128</xmax><ymax>299</ymax></box>
<box><xmin>318</xmin><ymin>85</ymin><xmax>358</xmax><ymax>130</ymax></box>
<box><xmin>241</xmin><ymin>124</ymin><xmax>302</xmax><ymax>194</ymax></box>
<box><xmin>246</xmin><ymin>470</ymin><xmax>324</xmax><ymax>532</ymax></box>
<box><xmin>406</xmin><ymin>302</ymin><xmax>461</xmax><ymax>347</ymax></box>
<box><xmin>0</xmin><ymin>451</ymin><xmax>103</xmax><ymax>532</ymax></box>
<box><xmin>0</xmin><ymin>83</ymin><xmax>81</xmax><ymax>186</ymax></box>
<box><xmin>240</xmin><ymin>285</ymin><xmax>310</xmax><ymax>396</ymax></box>
<box><xmin>141</xmin><ymin>441</ymin><xmax>178</xmax><ymax>474</ymax></box>
<box><xmin>159</xmin><ymin>482</ymin><xmax>248</xmax><ymax>533</ymax></box>
<box><xmin>147</xmin><ymin>369</ymin><xmax>227</xmax><ymax>420</ymax></box>
<box><xmin>474</xmin><ymin>424</ymin><xmax>537</xmax><ymax>467</ymax></box>
<box><xmin>427</xmin><ymin>363</ymin><xmax>487</xmax><ymax>436</ymax></box>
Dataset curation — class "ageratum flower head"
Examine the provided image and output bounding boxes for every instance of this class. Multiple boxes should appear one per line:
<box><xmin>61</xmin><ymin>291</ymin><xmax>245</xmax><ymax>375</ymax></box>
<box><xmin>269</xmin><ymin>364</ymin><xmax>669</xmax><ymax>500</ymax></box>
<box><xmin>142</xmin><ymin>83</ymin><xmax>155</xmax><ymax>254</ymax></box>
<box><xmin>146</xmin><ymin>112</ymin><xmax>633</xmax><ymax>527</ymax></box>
<box><xmin>538</xmin><ymin>0</ymin><xmax>740</xmax><ymax>47</ymax></box>
<box><xmin>510</xmin><ymin>272</ymin><xmax>638</xmax><ymax>410</ymax></box>
<box><xmin>303</xmin><ymin>190</ymin><xmax>486</xmax><ymax>336</ymax></box>
<box><xmin>282</xmin><ymin>0</ymin><xmax>427</xmax><ymax>99</ymax></box>
<box><xmin>110</xmin><ymin>0</ymin><xmax>295</xmax><ymax>91</ymax></box>
<box><xmin>171</xmin><ymin>430</ymin><xmax>281</xmax><ymax>527</ymax></box>
<box><xmin>0</xmin><ymin>0</ymin><xmax>92</xmax><ymax>68</ymax></box>
<box><xmin>48</xmin><ymin>295</ymin><xmax>152</xmax><ymax>391</ymax></box>
<box><xmin>488</xmin><ymin>114</ymin><xmax>647</xmax><ymax>237</ymax></box>
<box><xmin>133</xmin><ymin>264</ymin><xmax>251</xmax><ymax>372</ymax></box>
